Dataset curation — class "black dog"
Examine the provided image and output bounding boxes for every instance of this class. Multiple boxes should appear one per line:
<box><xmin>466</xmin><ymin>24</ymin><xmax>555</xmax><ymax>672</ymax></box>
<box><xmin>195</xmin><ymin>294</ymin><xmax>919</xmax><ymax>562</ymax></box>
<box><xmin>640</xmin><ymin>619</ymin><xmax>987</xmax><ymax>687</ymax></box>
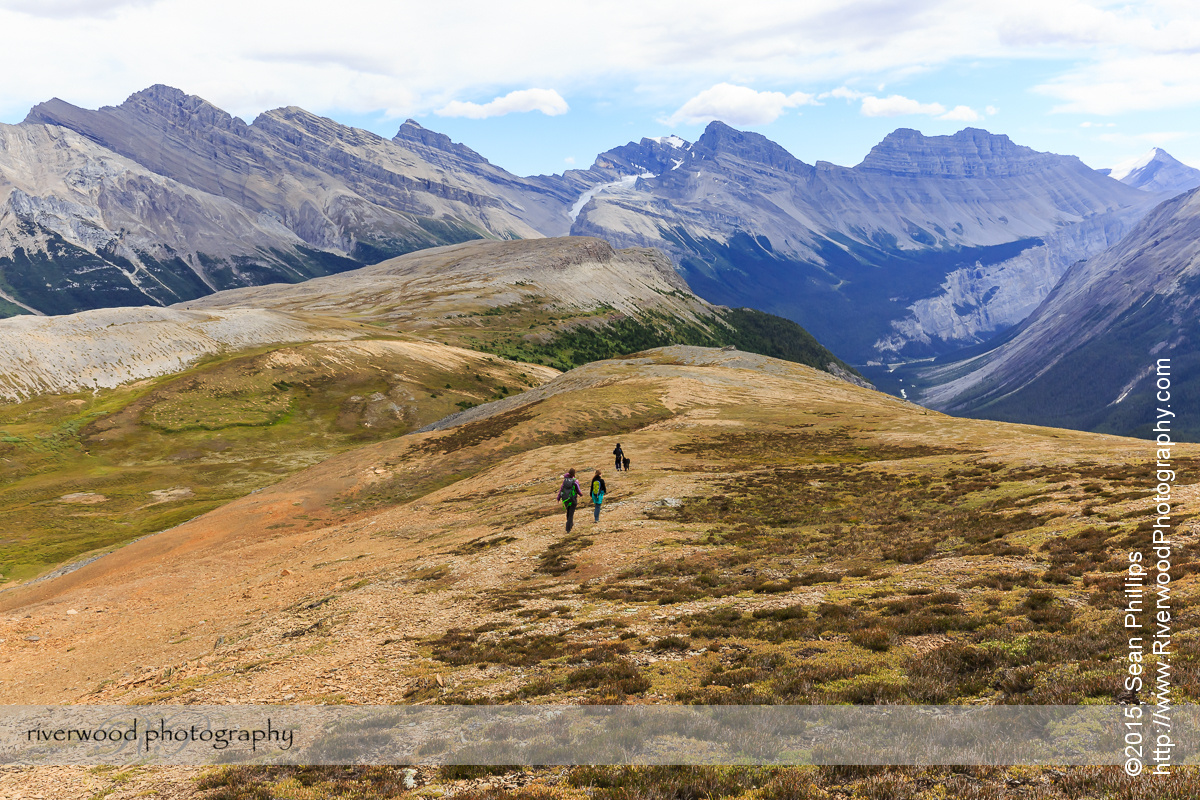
<box><xmin>622</xmin><ymin>456</ymin><xmax>630</xmax><ymax>471</ymax></box>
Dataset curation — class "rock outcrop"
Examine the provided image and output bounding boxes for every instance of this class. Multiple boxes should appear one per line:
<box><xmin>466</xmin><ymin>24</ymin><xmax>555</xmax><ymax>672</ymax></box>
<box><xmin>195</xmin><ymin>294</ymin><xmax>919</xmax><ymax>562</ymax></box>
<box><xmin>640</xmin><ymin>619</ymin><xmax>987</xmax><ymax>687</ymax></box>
<box><xmin>0</xmin><ymin>121</ymin><xmax>347</xmax><ymax>314</ymax></box>
<box><xmin>0</xmin><ymin>306</ymin><xmax>361</xmax><ymax>399</ymax></box>
<box><xmin>859</xmin><ymin>127</ymin><xmax>1060</xmax><ymax>178</ymax></box>
<box><xmin>875</xmin><ymin>203</ymin><xmax>1151</xmax><ymax>353</ymax></box>
<box><xmin>24</xmin><ymin>86</ymin><xmax>574</xmax><ymax>254</ymax></box>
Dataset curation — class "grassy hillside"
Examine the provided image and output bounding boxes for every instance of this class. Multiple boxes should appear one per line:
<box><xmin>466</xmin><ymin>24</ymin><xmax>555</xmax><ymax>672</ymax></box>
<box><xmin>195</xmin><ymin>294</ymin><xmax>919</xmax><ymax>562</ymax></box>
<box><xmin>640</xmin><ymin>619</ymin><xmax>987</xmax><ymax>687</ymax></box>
<box><xmin>3</xmin><ymin>346</ymin><xmax>1196</xmax><ymax>797</ymax></box>
<box><xmin>5</xmin><ymin>347</ymin><xmax>1193</xmax><ymax>709</ymax></box>
<box><xmin>0</xmin><ymin>239</ymin><xmax>863</xmax><ymax>586</ymax></box>
<box><xmin>0</xmin><ymin>336</ymin><xmax>555</xmax><ymax>584</ymax></box>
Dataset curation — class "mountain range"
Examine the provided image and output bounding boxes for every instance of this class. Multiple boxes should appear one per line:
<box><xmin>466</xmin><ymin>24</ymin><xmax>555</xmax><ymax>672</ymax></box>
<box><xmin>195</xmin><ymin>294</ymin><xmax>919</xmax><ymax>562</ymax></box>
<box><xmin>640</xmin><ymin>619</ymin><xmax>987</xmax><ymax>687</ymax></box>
<box><xmin>1</xmin><ymin>86</ymin><xmax>1169</xmax><ymax>363</ymax></box>
<box><xmin>10</xmin><ymin>84</ymin><xmax>1200</xmax><ymax>440</ymax></box>
<box><xmin>578</xmin><ymin>124</ymin><xmax>1170</xmax><ymax>361</ymax></box>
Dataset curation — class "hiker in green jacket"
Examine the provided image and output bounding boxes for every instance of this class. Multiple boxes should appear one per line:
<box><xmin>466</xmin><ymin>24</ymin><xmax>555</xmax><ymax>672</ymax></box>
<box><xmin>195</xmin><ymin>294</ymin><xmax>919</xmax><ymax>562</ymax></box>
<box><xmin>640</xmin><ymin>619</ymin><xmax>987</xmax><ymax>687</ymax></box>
<box><xmin>557</xmin><ymin>468</ymin><xmax>585</xmax><ymax>533</ymax></box>
<box><xmin>590</xmin><ymin>470</ymin><xmax>607</xmax><ymax>523</ymax></box>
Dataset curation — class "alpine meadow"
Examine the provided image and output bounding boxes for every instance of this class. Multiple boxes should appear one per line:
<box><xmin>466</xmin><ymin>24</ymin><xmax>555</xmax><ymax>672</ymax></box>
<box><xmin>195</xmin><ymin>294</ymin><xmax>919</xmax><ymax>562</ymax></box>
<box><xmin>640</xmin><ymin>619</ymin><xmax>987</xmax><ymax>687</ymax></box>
<box><xmin>4</xmin><ymin>3</ymin><xmax>1200</xmax><ymax>795</ymax></box>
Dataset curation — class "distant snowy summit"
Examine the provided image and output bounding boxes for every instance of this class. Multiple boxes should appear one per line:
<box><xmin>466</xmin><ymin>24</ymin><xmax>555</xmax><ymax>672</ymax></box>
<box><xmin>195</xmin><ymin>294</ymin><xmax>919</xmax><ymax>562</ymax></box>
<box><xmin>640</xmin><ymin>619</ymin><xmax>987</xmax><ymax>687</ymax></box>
<box><xmin>1100</xmin><ymin>147</ymin><xmax>1200</xmax><ymax>196</ymax></box>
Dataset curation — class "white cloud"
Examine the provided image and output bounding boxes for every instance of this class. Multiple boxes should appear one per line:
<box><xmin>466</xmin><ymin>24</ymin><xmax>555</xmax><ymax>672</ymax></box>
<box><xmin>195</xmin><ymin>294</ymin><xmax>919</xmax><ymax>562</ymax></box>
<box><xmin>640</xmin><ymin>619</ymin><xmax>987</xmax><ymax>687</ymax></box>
<box><xmin>860</xmin><ymin>94</ymin><xmax>946</xmax><ymax>117</ymax></box>
<box><xmin>985</xmin><ymin>105</ymin><xmax>998</xmax><ymax>116</ymax></box>
<box><xmin>0</xmin><ymin>0</ymin><xmax>158</xmax><ymax>18</ymax></box>
<box><xmin>435</xmin><ymin>88</ymin><xmax>568</xmax><ymax>119</ymax></box>
<box><xmin>668</xmin><ymin>83</ymin><xmax>817</xmax><ymax>126</ymax></box>
<box><xmin>564</xmin><ymin>156</ymin><xmax>575</xmax><ymax>165</ymax></box>
<box><xmin>823</xmin><ymin>86</ymin><xmax>867</xmax><ymax>101</ymax></box>
<box><xmin>1080</xmin><ymin>121</ymin><xmax>1116</xmax><ymax>128</ymax></box>
<box><xmin>854</xmin><ymin>94</ymin><xmax>980</xmax><ymax>120</ymax></box>
<box><xmin>939</xmin><ymin>105</ymin><xmax>982</xmax><ymax>121</ymax></box>
<box><xmin>1035</xmin><ymin>53</ymin><xmax>1200</xmax><ymax>115</ymax></box>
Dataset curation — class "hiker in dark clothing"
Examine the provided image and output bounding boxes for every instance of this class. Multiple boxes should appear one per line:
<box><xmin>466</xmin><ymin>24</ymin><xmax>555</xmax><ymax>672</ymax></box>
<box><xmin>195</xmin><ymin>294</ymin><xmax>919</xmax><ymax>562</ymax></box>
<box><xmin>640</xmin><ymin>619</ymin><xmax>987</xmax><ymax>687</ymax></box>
<box><xmin>557</xmin><ymin>468</ymin><xmax>585</xmax><ymax>533</ymax></box>
<box><xmin>613</xmin><ymin>443</ymin><xmax>624</xmax><ymax>471</ymax></box>
<box><xmin>590</xmin><ymin>470</ymin><xmax>607</xmax><ymax>523</ymax></box>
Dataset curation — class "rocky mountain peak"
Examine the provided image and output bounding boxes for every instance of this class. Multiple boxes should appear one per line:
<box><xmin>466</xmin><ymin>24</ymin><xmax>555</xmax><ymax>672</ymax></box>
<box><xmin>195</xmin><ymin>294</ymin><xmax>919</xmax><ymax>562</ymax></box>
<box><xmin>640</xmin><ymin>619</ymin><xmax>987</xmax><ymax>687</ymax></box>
<box><xmin>1106</xmin><ymin>148</ymin><xmax>1200</xmax><ymax>196</ymax></box>
<box><xmin>114</xmin><ymin>84</ymin><xmax>246</xmax><ymax>133</ymax></box>
<box><xmin>21</xmin><ymin>98</ymin><xmax>76</xmax><ymax>127</ymax></box>
<box><xmin>857</xmin><ymin>127</ymin><xmax>1052</xmax><ymax>178</ymax></box>
<box><xmin>589</xmin><ymin>136</ymin><xmax>694</xmax><ymax>177</ymax></box>
<box><xmin>1105</xmin><ymin>147</ymin><xmax>1164</xmax><ymax>180</ymax></box>
<box><xmin>691</xmin><ymin>120</ymin><xmax>810</xmax><ymax>174</ymax></box>
<box><xmin>393</xmin><ymin>119</ymin><xmax>488</xmax><ymax>164</ymax></box>
<box><xmin>253</xmin><ymin>105</ymin><xmax>387</xmax><ymax>148</ymax></box>
<box><xmin>123</xmin><ymin>83</ymin><xmax>193</xmax><ymax>106</ymax></box>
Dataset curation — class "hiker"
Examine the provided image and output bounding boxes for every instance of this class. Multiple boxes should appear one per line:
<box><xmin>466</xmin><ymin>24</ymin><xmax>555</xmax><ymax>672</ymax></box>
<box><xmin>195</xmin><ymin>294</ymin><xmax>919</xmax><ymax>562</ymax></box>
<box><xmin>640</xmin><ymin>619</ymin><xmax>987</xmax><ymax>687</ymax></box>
<box><xmin>613</xmin><ymin>443</ymin><xmax>624</xmax><ymax>471</ymax></box>
<box><xmin>557</xmin><ymin>468</ymin><xmax>585</xmax><ymax>533</ymax></box>
<box><xmin>590</xmin><ymin>470</ymin><xmax>607</xmax><ymax>523</ymax></box>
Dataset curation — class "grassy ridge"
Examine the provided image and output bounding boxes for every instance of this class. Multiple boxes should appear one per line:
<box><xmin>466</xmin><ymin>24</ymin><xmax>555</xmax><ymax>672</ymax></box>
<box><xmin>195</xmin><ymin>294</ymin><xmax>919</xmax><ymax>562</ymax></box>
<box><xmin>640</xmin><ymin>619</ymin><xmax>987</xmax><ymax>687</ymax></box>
<box><xmin>0</xmin><ymin>268</ymin><xmax>856</xmax><ymax>583</ymax></box>
<box><xmin>447</xmin><ymin>300</ymin><xmax>858</xmax><ymax>376</ymax></box>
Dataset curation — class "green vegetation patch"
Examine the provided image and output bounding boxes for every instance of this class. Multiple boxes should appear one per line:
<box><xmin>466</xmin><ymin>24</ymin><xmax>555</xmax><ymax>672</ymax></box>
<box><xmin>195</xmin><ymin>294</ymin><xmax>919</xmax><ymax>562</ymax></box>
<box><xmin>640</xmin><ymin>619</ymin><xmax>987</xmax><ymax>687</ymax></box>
<box><xmin>196</xmin><ymin>765</ymin><xmax>412</xmax><ymax>798</ymax></box>
<box><xmin>536</xmin><ymin>529</ymin><xmax>595</xmax><ymax>576</ymax></box>
<box><xmin>417</xmin><ymin>405</ymin><xmax>539</xmax><ymax>455</ymax></box>
<box><xmin>142</xmin><ymin>375</ymin><xmax>294</xmax><ymax>431</ymax></box>
<box><xmin>470</xmin><ymin>304</ymin><xmax>858</xmax><ymax>377</ymax></box>
<box><xmin>621</xmin><ymin>460</ymin><xmax>1066</xmax><ymax>595</ymax></box>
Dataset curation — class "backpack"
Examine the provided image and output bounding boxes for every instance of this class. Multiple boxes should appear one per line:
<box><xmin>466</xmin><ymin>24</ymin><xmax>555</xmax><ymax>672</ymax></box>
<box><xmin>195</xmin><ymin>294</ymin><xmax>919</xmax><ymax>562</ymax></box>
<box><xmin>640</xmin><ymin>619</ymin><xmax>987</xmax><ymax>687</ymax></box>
<box><xmin>591</xmin><ymin>478</ymin><xmax>602</xmax><ymax>496</ymax></box>
<box><xmin>560</xmin><ymin>477</ymin><xmax>578</xmax><ymax>506</ymax></box>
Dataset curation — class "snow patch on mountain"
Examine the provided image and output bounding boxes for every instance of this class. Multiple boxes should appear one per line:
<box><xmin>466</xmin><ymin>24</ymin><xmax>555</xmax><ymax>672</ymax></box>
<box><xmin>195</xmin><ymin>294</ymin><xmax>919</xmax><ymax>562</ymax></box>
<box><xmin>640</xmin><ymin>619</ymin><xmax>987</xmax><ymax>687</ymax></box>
<box><xmin>1108</xmin><ymin>149</ymin><xmax>1160</xmax><ymax>181</ymax></box>
<box><xmin>652</xmin><ymin>135</ymin><xmax>687</xmax><ymax>149</ymax></box>
<box><xmin>1106</xmin><ymin>148</ymin><xmax>1200</xmax><ymax>195</ymax></box>
<box><xmin>569</xmin><ymin>173</ymin><xmax>655</xmax><ymax>222</ymax></box>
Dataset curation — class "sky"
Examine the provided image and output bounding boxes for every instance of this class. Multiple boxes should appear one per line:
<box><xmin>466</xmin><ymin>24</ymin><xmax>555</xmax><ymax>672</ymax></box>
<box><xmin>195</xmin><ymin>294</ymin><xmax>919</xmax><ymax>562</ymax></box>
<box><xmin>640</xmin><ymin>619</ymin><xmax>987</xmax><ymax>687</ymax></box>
<box><xmin>0</xmin><ymin>0</ymin><xmax>1198</xmax><ymax>177</ymax></box>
